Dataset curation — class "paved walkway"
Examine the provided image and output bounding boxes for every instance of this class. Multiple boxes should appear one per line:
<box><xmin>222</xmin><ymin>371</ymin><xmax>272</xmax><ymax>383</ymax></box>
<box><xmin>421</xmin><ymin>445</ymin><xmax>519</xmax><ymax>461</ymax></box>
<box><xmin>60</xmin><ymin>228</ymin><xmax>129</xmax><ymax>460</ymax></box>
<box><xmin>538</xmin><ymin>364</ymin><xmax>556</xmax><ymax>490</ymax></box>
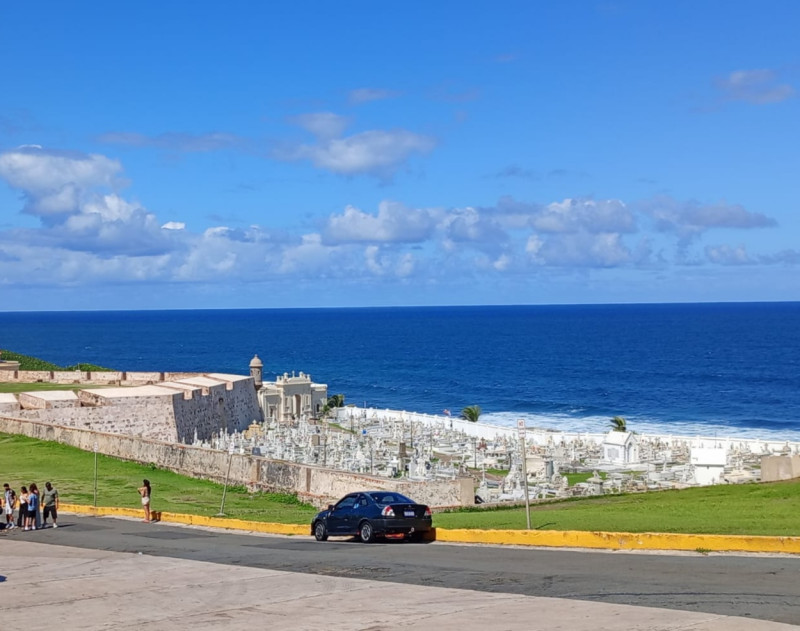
<box><xmin>2</xmin><ymin>540</ymin><xmax>795</xmax><ymax>630</ymax></box>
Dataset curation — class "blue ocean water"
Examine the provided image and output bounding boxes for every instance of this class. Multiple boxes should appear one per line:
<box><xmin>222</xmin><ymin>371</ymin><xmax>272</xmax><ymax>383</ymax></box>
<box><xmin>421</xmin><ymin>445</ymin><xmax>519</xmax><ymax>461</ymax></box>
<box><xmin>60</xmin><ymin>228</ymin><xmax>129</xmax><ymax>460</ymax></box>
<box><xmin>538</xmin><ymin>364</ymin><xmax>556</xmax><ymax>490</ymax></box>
<box><xmin>1</xmin><ymin>303</ymin><xmax>799</xmax><ymax>440</ymax></box>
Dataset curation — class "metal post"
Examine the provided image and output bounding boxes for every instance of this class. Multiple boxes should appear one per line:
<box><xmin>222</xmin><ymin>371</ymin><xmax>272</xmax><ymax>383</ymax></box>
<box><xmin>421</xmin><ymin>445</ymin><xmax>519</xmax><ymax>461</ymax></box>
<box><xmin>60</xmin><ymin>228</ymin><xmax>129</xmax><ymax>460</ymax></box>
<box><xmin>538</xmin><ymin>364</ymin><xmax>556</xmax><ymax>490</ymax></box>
<box><xmin>93</xmin><ymin>441</ymin><xmax>99</xmax><ymax>507</ymax></box>
<box><xmin>217</xmin><ymin>445</ymin><xmax>234</xmax><ymax>516</ymax></box>
<box><xmin>518</xmin><ymin>420</ymin><xmax>531</xmax><ymax>530</ymax></box>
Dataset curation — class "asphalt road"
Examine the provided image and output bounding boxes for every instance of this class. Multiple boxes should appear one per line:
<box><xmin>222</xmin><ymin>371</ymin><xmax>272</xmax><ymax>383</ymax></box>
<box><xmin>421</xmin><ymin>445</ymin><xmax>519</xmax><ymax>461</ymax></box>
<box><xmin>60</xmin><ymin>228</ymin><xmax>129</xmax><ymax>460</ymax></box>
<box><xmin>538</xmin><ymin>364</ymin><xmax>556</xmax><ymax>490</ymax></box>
<box><xmin>11</xmin><ymin>514</ymin><xmax>800</xmax><ymax>626</ymax></box>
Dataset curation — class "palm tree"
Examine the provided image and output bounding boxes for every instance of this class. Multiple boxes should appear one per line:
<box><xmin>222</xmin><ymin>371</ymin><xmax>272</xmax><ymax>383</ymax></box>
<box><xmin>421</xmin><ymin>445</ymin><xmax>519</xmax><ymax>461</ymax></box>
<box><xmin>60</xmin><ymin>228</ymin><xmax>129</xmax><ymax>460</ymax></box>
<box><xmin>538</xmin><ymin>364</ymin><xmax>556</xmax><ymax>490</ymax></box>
<box><xmin>320</xmin><ymin>394</ymin><xmax>345</xmax><ymax>419</ymax></box>
<box><xmin>609</xmin><ymin>415</ymin><xmax>627</xmax><ymax>432</ymax></box>
<box><xmin>460</xmin><ymin>405</ymin><xmax>481</xmax><ymax>423</ymax></box>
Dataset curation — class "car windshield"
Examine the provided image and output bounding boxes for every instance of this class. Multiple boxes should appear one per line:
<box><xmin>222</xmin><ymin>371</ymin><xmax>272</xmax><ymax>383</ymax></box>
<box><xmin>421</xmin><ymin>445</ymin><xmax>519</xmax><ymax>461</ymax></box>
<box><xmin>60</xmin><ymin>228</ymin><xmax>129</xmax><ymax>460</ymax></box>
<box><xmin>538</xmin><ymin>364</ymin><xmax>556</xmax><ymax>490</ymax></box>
<box><xmin>367</xmin><ymin>492</ymin><xmax>414</xmax><ymax>505</ymax></box>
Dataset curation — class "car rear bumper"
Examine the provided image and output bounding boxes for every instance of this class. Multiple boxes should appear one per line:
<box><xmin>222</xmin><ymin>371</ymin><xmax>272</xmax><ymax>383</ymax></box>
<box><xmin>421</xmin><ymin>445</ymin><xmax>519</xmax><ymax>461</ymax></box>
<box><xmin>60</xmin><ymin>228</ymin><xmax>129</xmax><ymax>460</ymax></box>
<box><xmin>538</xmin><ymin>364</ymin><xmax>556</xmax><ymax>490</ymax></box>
<box><xmin>373</xmin><ymin>517</ymin><xmax>432</xmax><ymax>535</ymax></box>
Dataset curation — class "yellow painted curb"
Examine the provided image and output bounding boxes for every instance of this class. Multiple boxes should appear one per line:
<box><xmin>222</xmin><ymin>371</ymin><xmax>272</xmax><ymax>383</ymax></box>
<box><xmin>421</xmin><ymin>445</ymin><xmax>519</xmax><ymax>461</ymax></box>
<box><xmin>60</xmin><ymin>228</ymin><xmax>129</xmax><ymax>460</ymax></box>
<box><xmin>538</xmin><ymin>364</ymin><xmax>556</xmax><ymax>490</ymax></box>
<box><xmin>60</xmin><ymin>503</ymin><xmax>308</xmax><ymax>536</ymax></box>
<box><xmin>59</xmin><ymin>504</ymin><xmax>800</xmax><ymax>554</ymax></box>
<box><xmin>430</xmin><ymin>527</ymin><xmax>800</xmax><ymax>554</ymax></box>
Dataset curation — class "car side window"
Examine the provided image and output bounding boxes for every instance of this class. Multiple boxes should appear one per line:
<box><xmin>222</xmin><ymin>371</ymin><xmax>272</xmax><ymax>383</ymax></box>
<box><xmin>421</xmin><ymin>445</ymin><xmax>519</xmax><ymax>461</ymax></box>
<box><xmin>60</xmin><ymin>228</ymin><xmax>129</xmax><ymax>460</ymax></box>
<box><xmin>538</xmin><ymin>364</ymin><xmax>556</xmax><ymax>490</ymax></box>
<box><xmin>352</xmin><ymin>494</ymin><xmax>364</xmax><ymax>509</ymax></box>
<box><xmin>335</xmin><ymin>496</ymin><xmax>357</xmax><ymax>511</ymax></box>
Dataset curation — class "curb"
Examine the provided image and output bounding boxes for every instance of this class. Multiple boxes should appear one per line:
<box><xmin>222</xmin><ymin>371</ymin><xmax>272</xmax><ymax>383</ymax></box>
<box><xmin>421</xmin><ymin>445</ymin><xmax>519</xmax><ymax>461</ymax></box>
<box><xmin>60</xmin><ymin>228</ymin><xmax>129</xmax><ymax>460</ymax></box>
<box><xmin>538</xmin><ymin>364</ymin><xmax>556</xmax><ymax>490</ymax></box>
<box><xmin>431</xmin><ymin>527</ymin><xmax>800</xmax><ymax>554</ymax></box>
<box><xmin>60</xmin><ymin>503</ymin><xmax>308</xmax><ymax>536</ymax></box>
<box><xmin>60</xmin><ymin>503</ymin><xmax>800</xmax><ymax>554</ymax></box>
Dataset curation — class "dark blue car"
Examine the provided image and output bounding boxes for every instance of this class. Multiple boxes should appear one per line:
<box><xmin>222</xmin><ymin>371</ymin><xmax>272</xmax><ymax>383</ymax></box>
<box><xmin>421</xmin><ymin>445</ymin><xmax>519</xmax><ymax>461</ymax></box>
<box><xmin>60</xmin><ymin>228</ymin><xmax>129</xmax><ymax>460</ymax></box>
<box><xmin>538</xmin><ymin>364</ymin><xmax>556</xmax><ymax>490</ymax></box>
<box><xmin>311</xmin><ymin>491</ymin><xmax>432</xmax><ymax>543</ymax></box>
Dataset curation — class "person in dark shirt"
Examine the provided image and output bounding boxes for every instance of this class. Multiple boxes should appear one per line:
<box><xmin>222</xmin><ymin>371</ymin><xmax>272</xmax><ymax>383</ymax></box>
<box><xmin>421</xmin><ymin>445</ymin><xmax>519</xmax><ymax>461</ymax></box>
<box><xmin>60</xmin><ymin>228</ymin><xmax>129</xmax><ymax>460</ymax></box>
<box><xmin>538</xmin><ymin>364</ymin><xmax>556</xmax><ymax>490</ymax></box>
<box><xmin>42</xmin><ymin>482</ymin><xmax>59</xmax><ymax>528</ymax></box>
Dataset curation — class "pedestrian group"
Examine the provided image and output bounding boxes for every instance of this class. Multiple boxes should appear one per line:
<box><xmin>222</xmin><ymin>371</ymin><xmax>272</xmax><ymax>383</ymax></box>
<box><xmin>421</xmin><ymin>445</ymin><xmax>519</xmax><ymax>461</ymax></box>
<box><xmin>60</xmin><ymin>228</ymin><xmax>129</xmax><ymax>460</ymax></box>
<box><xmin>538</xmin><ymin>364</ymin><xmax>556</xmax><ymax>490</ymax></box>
<box><xmin>2</xmin><ymin>481</ymin><xmax>59</xmax><ymax>531</ymax></box>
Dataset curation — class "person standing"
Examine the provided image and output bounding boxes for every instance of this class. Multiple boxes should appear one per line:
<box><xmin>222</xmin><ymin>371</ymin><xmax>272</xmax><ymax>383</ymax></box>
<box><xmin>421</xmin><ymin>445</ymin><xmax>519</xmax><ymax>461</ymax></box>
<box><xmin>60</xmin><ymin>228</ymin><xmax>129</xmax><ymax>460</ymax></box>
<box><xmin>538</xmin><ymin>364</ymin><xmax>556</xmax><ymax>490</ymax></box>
<box><xmin>138</xmin><ymin>479</ymin><xmax>151</xmax><ymax>522</ymax></box>
<box><xmin>25</xmin><ymin>484</ymin><xmax>39</xmax><ymax>531</ymax></box>
<box><xmin>16</xmin><ymin>486</ymin><xmax>28</xmax><ymax>528</ymax></box>
<box><xmin>3</xmin><ymin>484</ymin><xmax>16</xmax><ymax>529</ymax></box>
<box><xmin>42</xmin><ymin>482</ymin><xmax>59</xmax><ymax>528</ymax></box>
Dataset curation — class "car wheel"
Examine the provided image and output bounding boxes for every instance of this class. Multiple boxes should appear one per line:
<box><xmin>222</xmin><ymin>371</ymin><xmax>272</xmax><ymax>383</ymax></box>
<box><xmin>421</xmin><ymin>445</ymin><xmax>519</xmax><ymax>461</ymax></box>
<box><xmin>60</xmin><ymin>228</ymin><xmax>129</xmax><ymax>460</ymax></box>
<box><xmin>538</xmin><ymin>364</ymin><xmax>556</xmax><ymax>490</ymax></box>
<box><xmin>359</xmin><ymin>520</ymin><xmax>375</xmax><ymax>543</ymax></box>
<box><xmin>314</xmin><ymin>521</ymin><xmax>328</xmax><ymax>541</ymax></box>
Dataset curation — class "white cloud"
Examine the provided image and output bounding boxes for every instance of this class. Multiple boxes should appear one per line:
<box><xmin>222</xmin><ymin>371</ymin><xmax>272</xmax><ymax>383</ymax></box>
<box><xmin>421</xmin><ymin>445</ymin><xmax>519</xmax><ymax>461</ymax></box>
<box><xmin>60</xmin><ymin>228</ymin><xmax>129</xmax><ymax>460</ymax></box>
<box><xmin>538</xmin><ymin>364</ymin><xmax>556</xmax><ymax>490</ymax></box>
<box><xmin>0</xmin><ymin>147</ymin><xmax>122</xmax><ymax>218</ymax></box>
<box><xmin>530</xmin><ymin>198</ymin><xmax>636</xmax><ymax>234</ymax></box>
<box><xmin>716</xmin><ymin>69</ymin><xmax>794</xmax><ymax>104</ymax></box>
<box><xmin>291</xmin><ymin>130</ymin><xmax>435</xmax><ymax>178</ymax></box>
<box><xmin>638</xmin><ymin>196</ymin><xmax>776</xmax><ymax>243</ymax></box>
<box><xmin>323</xmin><ymin>201</ymin><xmax>436</xmax><ymax>244</ymax></box>
<box><xmin>364</xmin><ymin>245</ymin><xmax>416</xmax><ymax>277</ymax></box>
<box><xmin>705</xmin><ymin>244</ymin><xmax>753</xmax><ymax>265</ymax></box>
<box><xmin>278</xmin><ymin>113</ymin><xmax>436</xmax><ymax>178</ymax></box>
<box><xmin>527</xmin><ymin>232</ymin><xmax>632</xmax><ymax>268</ymax></box>
<box><xmin>0</xmin><ymin>149</ymin><xmax>794</xmax><ymax>298</ymax></box>
<box><xmin>442</xmin><ymin>206</ymin><xmax>508</xmax><ymax>245</ymax></box>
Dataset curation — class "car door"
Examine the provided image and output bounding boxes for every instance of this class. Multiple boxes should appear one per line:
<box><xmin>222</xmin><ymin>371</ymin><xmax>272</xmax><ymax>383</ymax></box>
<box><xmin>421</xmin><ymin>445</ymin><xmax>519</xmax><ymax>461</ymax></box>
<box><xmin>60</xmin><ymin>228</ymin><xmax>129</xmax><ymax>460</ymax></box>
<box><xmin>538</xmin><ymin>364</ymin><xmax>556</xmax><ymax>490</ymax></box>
<box><xmin>327</xmin><ymin>494</ymin><xmax>358</xmax><ymax>535</ymax></box>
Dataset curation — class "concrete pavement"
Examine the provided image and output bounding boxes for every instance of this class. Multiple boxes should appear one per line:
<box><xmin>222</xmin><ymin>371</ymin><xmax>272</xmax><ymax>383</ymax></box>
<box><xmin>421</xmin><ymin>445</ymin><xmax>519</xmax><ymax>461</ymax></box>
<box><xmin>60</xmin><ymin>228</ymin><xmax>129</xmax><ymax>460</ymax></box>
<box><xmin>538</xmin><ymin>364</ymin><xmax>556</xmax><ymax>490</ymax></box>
<box><xmin>2</xmin><ymin>538</ymin><xmax>796</xmax><ymax>631</ymax></box>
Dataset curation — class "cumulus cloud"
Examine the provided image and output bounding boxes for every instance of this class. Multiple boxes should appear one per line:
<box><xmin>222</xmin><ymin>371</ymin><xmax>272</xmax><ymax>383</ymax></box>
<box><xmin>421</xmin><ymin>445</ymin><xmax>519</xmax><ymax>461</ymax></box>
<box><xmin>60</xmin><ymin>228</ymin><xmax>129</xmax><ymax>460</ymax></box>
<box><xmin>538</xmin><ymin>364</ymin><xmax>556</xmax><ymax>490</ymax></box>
<box><xmin>490</xmin><ymin>196</ymin><xmax>636</xmax><ymax>235</ymax></box>
<box><xmin>527</xmin><ymin>232</ymin><xmax>632</xmax><ymax>268</ymax></box>
<box><xmin>705</xmin><ymin>244</ymin><xmax>753</xmax><ymax>265</ymax></box>
<box><xmin>638</xmin><ymin>196</ymin><xmax>776</xmax><ymax>243</ymax></box>
<box><xmin>323</xmin><ymin>200</ymin><xmax>436</xmax><ymax>244</ymax></box>
<box><xmin>0</xmin><ymin>147</ymin><xmax>185</xmax><ymax>256</ymax></box>
<box><xmin>530</xmin><ymin>198</ymin><xmax>636</xmax><ymax>234</ymax></box>
<box><xmin>0</xmin><ymin>147</ymin><xmax>122</xmax><ymax>219</ymax></box>
<box><xmin>348</xmin><ymin>88</ymin><xmax>399</xmax><ymax>105</ymax></box>
<box><xmin>0</xmin><ymin>149</ymin><xmax>794</xmax><ymax>297</ymax></box>
<box><xmin>715</xmin><ymin>69</ymin><xmax>794</xmax><ymax>104</ymax></box>
<box><xmin>277</xmin><ymin>114</ymin><xmax>436</xmax><ymax>178</ymax></box>
<box><xmin>442</xmin><ymin>206</ymin><xmax>509</xmax><ymax>246</ymax></box>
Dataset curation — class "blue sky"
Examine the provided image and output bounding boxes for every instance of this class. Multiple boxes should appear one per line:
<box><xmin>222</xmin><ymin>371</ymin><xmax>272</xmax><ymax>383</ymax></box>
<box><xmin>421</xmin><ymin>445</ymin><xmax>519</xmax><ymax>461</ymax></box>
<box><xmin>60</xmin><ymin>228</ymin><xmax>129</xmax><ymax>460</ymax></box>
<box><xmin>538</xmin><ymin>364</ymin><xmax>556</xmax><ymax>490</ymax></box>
<box><xmin>1</xmin><ymin>2</ymin><xmax>798</xmax><ymax>310</ymax></box>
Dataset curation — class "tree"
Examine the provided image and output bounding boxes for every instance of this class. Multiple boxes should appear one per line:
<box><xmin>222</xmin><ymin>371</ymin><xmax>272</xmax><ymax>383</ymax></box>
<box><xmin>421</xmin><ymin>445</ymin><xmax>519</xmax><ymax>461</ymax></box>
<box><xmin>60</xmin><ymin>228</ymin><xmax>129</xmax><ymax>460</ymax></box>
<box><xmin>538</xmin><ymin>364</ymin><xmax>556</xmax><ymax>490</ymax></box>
<box><xmin>609</xmin><ymin>415</ymin><xmax>627</xmax><ymax>432</ymax></box>
<box><xmin>320</xmin><ymin>394</ymin><xmax>345</xmax><ymax>419</ymax></box>
<box><xmin>460</xmin><ymin>405</ymin><xmax>481</xmax><ymax>423</ymax></box>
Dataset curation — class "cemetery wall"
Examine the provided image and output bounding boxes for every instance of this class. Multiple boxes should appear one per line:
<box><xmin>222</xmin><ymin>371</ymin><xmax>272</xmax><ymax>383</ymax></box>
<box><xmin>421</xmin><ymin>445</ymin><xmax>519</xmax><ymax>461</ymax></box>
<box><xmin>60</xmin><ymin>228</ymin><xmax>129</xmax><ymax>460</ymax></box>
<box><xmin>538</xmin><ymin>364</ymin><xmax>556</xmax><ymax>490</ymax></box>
<box><xmin>0</xmin><ymin>415</ymin><xmax>473</xmax><ymax>508</ymax></box>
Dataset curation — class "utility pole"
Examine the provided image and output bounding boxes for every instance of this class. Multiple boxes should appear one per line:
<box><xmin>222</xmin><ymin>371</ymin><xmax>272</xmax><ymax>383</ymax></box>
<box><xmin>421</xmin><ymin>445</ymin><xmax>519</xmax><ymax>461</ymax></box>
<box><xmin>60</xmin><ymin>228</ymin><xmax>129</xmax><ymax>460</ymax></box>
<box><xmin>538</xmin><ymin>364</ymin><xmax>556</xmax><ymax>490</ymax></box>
<box><xmin>93</xmin><ymin>441</ymin><xmax>99</xmax><ymax>507</ymax></box>
<box><xmin>217</xmin><ymin>443</ymin><xmax>235</xmax><ymax>516</ymax></box>
<box><xmin>518</xmin><ymin>420</ymin><xmax>531</xmax><ymax>530</ymax></box>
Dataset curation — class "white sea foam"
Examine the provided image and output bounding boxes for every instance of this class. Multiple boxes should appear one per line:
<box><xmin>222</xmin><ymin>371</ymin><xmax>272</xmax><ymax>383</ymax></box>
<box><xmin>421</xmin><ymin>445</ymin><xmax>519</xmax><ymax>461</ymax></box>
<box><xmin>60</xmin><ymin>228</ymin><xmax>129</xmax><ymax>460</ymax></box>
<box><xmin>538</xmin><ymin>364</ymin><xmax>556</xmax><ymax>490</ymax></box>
<box><xmin>481</xmin><ymin>412</ymin><xmax>800</xmax><ymax>442</ymax></box>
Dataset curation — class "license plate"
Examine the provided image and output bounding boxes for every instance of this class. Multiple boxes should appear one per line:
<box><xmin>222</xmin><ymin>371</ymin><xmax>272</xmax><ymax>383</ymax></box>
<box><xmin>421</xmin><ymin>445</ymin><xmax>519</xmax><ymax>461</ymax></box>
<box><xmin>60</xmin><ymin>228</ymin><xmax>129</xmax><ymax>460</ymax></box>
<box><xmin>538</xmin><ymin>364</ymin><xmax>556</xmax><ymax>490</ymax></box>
<box><xmin>404</xmin><ymin>510</ymin><xmax>415</xmax><ymax>517</ymax></box>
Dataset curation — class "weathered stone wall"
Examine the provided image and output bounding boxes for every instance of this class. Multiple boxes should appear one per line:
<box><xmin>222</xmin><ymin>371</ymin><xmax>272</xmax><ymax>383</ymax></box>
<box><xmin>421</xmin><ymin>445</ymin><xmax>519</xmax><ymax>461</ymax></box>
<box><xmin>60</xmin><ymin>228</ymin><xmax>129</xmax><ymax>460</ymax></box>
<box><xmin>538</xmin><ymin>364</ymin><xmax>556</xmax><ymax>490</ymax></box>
<box><xmin>761</xmin><ymin>455</ymin><xmax>800</xmax><ymax>482</ymax></box>
<box><xmin>0</xmin><ymin>415</ymin><xmax>473</xmax><ymax>508</ymax></box>
<box><xmin>171</xmin><ymin>380</ymin><xmax>262</xmax><ymax>443</ymax></box>
<box><xmin>0</xmin><ymin>393</ymin><xmax>20</xmax><ymax>413</ymax></box>
<box><xmin>12</xmin><ymin>399</ymin><xmax>179</xmax><ymax>442</ymax></box>
<box><xmin>18</xmin><ymin>391</ymin><xmax>80</xmax><ymax>410</ymax></box>
<box><xmin>0</xmin><ymin>370</ymin><xmax>214</xmax><ymax>386</ymax></box>
<box><xmin>1</xmin><ymin>374</ymin><xmax>261</xmax><ymax>443</ymax></box>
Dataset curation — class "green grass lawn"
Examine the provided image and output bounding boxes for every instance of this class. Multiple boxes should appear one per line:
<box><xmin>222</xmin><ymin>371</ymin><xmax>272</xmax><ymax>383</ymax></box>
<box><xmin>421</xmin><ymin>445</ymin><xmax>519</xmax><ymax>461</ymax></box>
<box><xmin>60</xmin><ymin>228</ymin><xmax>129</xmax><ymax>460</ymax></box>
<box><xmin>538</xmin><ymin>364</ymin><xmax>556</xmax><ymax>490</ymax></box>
<box><xmin>435</xmin><ymin>481</ymin><xmax>800</xmax><ymax>536</ymax></box>
<box><xmin>0</xmin><ymin>433</ymin><xmax>317</xmax><ymax>525</ymax></box>
<box><xmin>0</xmin><ymin>383</ymin><xmax>100</xmax><ymax>393</ymax></box>
<box><xmin>564</xmin><ymin>471</ymin><xmax>607</xmax><ymax>485</ymax></box>
<box><xmin>3</xmin><ymin>432</ymin><xmax>799</xmax><ymax>536</ymax></box>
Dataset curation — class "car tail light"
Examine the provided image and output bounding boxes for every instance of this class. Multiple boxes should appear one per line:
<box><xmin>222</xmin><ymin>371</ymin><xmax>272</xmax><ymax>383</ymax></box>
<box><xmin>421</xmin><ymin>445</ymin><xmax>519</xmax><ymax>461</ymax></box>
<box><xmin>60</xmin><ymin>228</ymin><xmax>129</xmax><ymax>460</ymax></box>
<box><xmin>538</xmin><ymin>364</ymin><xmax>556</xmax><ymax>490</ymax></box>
<box><xmin>382</xmin><ymin>506</ymin><xmax>395</xmax><ymax>517</ymax></box>
<box><xmin>424</xmin><ymin>506</ymin><xmax>432</xmax><ymax>517</ymax></box>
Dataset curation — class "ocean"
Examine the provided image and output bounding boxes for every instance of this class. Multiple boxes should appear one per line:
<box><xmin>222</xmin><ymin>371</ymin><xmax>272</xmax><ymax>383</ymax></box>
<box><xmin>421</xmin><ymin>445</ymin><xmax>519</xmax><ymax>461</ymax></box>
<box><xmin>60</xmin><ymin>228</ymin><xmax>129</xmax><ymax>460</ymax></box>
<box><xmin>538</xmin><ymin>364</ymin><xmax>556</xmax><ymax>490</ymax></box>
<box><xmin>1</xmin><ymin>303</ymin><xmax>798</xmax><ymax>440</ymax></box>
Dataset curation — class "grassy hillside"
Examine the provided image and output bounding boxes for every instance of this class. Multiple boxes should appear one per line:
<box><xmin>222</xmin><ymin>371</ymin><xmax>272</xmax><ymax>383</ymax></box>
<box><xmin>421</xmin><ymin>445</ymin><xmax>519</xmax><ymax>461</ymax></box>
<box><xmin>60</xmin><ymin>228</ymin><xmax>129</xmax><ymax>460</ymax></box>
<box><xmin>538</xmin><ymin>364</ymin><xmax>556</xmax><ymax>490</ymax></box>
<box><xmin>0</xmin><ymin>349</ymin><xmax>112</xmax><ymax>372</ymax></box>
<box><xmin>0</xmin><ymin>433</ymin><xmax>317</xmax><ymax>524</ymax></box>
<box><xmin>3</xmin><ymin>432</ymin><xmax>800</xmax><ymax>535</ymax></box>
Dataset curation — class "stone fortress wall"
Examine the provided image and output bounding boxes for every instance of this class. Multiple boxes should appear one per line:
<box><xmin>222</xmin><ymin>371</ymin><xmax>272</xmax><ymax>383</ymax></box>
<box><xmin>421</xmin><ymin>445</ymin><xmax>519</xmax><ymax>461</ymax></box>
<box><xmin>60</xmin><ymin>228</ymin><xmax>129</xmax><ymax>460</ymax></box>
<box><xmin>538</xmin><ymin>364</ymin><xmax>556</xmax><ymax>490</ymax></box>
<box><xmin>0</xmin><ymin>364</ymin><xmax>474</xmax><ymax>507</ymax></box>
<box><xmin>0</xmin><ymin>369</ymin><xmax>262</xmax><ymax>443</ymax></box>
